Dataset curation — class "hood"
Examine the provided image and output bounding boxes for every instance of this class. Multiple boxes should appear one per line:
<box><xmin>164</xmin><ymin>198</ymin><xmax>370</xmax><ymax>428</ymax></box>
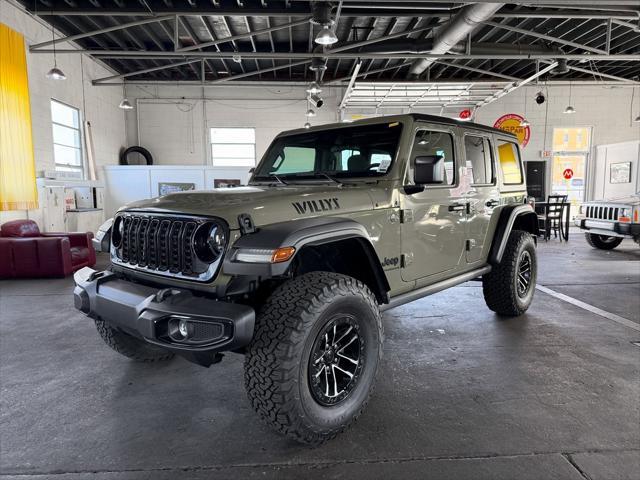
<box><xmin>121</xmin><ymin>184</ymin><xmax>376</xmax><ymax>229</ymax></box>
<box><xmin>589</xmin><ymin>193</ymin><xmax>639</xmax><ymax>206</ymax></box>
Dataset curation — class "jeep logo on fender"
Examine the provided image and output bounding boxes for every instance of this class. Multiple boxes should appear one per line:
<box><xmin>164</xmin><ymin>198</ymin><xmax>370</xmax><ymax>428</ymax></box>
<box><xmin>292</xmin><ymin>197</ymin><xmax>341</xmax><ymax>215</ymax></box>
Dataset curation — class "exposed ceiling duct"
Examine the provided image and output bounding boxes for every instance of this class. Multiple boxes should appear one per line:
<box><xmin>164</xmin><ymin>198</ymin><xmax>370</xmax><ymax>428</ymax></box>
<box><xmin>407</xmin><ymin>2</ymin><xmax>505</xmax><ymax>79</ymax></box>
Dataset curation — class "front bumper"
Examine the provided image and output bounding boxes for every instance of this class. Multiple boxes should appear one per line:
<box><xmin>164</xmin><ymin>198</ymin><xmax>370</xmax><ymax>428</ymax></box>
<box><xmin>73</xmin><ymin>267</ymin><xmax>255</xmax><ymax>366</ymax></box>
<box><xmin>574</xmin><ymin>218</ymin><xmax>640</xmax><ymax>238</ymax></box>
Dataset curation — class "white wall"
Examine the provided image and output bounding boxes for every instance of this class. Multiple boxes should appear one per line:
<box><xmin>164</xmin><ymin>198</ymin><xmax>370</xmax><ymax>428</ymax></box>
<box><xmin>0</xmin><ymin>2</ymin><xmax>126</xmax><ymax>224</ymax></box>
<box><xmin>593</xmin><ymin>141</ymin><xmax>640</xmax><ymax>200</ymax></box>
<box><xmin>125</xmin><ymin>80</ymin><xmax>640</xmax><ymax>204</ymax></box>
<box><xmin>474</xmin><ymin>84</ymin><xmax>640</xmax><ymax>163</ymax></box>
<box><xmin>124</xmin><ymin>84</ymin><xmax>341</xmax><ymax>165</ymax></box>
<box><xmin>474</xmin><ymin>84</ymin><xmax>640</xmax><ymax>200</ymax></box>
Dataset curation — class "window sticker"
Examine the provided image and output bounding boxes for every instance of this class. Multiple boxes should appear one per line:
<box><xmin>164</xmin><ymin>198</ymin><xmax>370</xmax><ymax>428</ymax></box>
<box><xmin>378</xmin><ymin>158</ymin><xmax>392</xmax><ymax>172</ymax></box>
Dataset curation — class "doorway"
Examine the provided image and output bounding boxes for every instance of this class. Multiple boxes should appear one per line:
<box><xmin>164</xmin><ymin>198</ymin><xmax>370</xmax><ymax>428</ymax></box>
<box><xmin>525</xmin><ymin>161</ymin><xmax>546</xmax><ymax>201</ymax></box>
<box><xmin>551</xmin><ymin>127</ymin><xmax>591</xmax><ymax>218</ymax></box>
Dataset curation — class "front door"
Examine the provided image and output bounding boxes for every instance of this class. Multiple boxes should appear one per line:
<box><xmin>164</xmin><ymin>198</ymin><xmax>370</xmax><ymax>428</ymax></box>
<box><xmin>463</xmin><ymin>134</ymin><xmax>500</xmax><ymax>263</ymax></box>
<box><xmin>400</xmin><ymin>126</ymin><xmax>468</xmax><ymax>282</ymax></box>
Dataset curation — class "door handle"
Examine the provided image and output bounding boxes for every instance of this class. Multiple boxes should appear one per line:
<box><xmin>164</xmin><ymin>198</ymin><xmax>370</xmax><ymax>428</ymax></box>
<box><xmin>485</xmin><ymin>199</ymin><xmax>500</xmax><ymax>207</ymax></box>
<box><xmin>448</xmin><ymin>203</ymin><xmax>467</xmax><ymax>212</ymax></box>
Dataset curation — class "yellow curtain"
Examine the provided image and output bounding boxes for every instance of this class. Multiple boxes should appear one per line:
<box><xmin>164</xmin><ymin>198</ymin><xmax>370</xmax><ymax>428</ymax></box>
<box><xmin>0</xmin><ymin>23</ymin><xmax>38</xmax><ymax>211</ymax></box>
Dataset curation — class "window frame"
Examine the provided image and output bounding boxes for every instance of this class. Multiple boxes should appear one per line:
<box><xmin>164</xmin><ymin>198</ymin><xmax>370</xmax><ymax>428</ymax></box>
<box><xmin>495</xmin><ymin>137</ymin><xmax>524</xmax><ymax>186</ymax></box>
<box><xmin>210</xmin><ymin>127</ymin><xmax>256</xmax><ymax>167</ymax></box>
<box><xmin>463</xmin><ymin>132</ymin><xmax>496</xmax><ymax>187</ymax></box>
<box><xmin>50</xmin><ymin>99</ymin><xmax>84</xmax><ymax>178</ymax></box>
<box><xmin>405</xmin><ymin>125</ymin><xmax>458</xmax><ymax>189</ymax></box>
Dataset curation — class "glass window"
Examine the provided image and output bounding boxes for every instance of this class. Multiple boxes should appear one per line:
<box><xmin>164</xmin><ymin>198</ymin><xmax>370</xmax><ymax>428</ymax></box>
<box><xmin>464</xmin><ymin>135</ymin><xmax>493</xmax><ymax>185</ymax></box>
<box><xmin>553</xmin><ymin>127</ymin><xmax>591</xmax><ymax>152</ymax></box>
<box><xmin>412</xmin><ymin>130</ymin><xmax>456</xmax><ymax>186</ymax></box>
<box><xmin>254</xmin><ymin>122</ymin><xmax>402</xmax><ymax>180</ymax></box>
<box><xmin>271</xmin><ymin>146</ymin><xmax>316</xmax><ymax>174</ymax></box>
<box><xmin>51</xmin><ymin>100</ymin><xmax>83</xmax><ymax>177</ymax></box>
<box><xmin>211</xmin><ymin>127</ymin><xmax>256</xmax><ymax>167</ymax></box>
<box><xmin>496</xmin><ymin>140</ymin><xmax>523</xmax><ymax>185</ymax></box>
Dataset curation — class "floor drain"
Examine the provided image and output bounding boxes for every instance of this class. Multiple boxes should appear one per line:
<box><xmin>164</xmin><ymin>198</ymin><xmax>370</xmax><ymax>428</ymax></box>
<box><xmin>631</xmin><ymin>341</ymin><xmax>640</xmax><ymax>347</ymax></box>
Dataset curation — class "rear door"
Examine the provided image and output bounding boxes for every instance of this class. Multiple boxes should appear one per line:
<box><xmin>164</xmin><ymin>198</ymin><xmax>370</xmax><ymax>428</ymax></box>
<box><xmin>400</xmin><ymin>125</ymin><xmax>468</xmax><ymax>282</ymax></box>
<box><xmin>463</xmin><ymin>133</ymin><xmax>500</xmax><ymax>263</ymax></box>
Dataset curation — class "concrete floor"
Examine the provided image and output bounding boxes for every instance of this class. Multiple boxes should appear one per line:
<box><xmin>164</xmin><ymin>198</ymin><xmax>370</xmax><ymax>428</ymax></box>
<box><xmin>1</xmin><ymin>232</ymin><xmax>639</xmax><ymax>479</ymax></box>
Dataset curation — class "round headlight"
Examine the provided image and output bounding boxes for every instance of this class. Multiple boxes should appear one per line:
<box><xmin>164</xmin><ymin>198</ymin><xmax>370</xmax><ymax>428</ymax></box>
<box><xmin>193</xmin><ymin>222</ymin><xmax>226</xmax><ymax>263</ymax></box>
<box><xmin>112</xmin><ymin>216</ymin><xmax>124</xmax><ymax>248</ymax></box>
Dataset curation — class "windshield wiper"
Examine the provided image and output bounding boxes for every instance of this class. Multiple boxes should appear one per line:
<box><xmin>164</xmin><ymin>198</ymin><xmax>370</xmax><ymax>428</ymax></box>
<box><xmin>255</xmin><ymin>173</ymin><xmax>288</xmax><ymax>185</ymax></box>
<box><xmin>314</xmin><ymin>172</ymin><xmax>343</xmax><ymax>186</ymax></box>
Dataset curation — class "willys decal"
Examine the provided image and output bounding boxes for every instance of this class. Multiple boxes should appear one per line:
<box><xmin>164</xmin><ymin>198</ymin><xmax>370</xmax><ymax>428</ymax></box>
<box><xmin>292</xmin><ymin>198</ymin><xmax>341</xmax><ymax>215</ymax></box>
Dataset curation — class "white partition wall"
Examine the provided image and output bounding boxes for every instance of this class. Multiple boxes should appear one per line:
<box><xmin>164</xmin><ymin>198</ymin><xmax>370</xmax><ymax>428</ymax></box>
<box><xmin>592</xmin><ymin>141</ymin><xmax>640</xmax><ymax>200</ymax></box>
<box><xmin>102</xmin><ymin>165</ymin><xmax>251</xmax><ymax>217</ymax></box>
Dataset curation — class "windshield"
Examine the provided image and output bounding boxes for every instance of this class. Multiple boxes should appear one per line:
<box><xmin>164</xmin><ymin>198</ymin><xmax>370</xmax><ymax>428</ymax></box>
<box><xmin>253</xmin><ymin>122</ymin><xmax>403</xmax><ymax>181</ymax></box>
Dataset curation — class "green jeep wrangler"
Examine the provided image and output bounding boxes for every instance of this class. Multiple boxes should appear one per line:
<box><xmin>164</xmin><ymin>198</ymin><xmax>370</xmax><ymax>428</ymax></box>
<box><xmin>74</xmin><ymin>114</ymin><xmax>538</xmax><ymax>444</ymax></box>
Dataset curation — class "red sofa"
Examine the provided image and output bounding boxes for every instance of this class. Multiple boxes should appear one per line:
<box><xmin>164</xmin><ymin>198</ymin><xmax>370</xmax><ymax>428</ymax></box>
<box><xmin>0</xmin><ymin>220</ymin><xmax>96</xmax><ymax>278</ymax></box>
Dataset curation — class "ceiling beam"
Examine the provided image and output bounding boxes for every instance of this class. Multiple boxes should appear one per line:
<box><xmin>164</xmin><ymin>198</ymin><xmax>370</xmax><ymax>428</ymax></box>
<box><xmin>93</xmin><ymin>59</ymin><xmax>202</xmax><ymax>83</ymax></box>
<box><xmin>30</xmin><ymin>6</ymin><xmax>640</xmax><ymax>20</ymax></box>
<box><xmin>178</xmin><ymin>17</ymin><xmax>310</xmax><ymax>52</ymax></box>
<box><xmin>33</xmin><ymin>50</ymin><xmax>640</xmax><ymax>61</ymax></box>
<box><xmin>29</xmin><ymin>15</ymin><xmax>174</xmax><ymax>50</ymax></box>
<box><xmin>482</xmin><ymin>20</ymin><xmax>610</xmax><ymax>55</ymax></box>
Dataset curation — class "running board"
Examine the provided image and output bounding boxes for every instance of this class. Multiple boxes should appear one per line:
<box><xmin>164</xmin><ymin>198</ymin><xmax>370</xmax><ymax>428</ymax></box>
<box><xmin>381</xmin><ymin>266</ymin><xmax>492</xmax><ymax>312</ymax></box>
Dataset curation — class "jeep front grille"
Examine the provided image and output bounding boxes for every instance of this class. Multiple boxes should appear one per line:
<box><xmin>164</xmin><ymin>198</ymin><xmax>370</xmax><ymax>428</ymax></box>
<box><xmin>585</xmin><ymin>205</ymin><xmax>619</xmax><ymax>221</ymax></box>
<box><xmin>112</xmin><ymin>213</ymin><xmax>226</xmax><ymax>282</ymax></box>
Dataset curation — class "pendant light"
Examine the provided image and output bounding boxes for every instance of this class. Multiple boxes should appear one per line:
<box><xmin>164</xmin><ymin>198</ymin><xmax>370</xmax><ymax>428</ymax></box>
<box><xmin>315</xmin><ymin>25</ymin><xmax>338</xmax><ymax>46</ymax></box>
<box><xmin>46</xmin><ymin>20</ymin><xmax>66</xmax><ymax>80</ymax></box>
<box><xmin>118</xmin><ymin>98</ymin><xmax>134</xmax><ymax>110</ymax></box>
<box><xmin>563</xmin><ymin>81</ymin><xmax>576</xmax><ymax>114</ymax></box>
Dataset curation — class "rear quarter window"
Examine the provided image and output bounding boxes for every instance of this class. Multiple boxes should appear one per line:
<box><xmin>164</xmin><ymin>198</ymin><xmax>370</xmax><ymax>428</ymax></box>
<box><xmin>496</xmin><ymin>140</ymin><xmax>523</xmax><ymax>185</ymax></box>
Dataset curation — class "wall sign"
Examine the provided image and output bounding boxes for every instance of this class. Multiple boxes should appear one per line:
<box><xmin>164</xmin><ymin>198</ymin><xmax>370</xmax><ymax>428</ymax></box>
<box><xmin>493</xmin><ymin>113</ymin><xmax>531</xmax><ymax>148</ymax></box>
<box><xmin>563</xmin><ymin>168</ymin><xmax>574</xmax><ymax>180</ymax></box>
<box><xmin>610</xmin><ymin>162</ymin><xmax>631</xmax><ymax>184</ymax></box>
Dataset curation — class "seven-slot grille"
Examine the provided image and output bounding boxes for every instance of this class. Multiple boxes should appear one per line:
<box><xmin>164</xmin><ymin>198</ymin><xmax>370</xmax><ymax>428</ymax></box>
<box><xmin>117</xmin><ymin>214</ymin><xmax>201</xmax><ymax>277</ymax></box>
<box><xmin>584</xmin><ymin>205</ymin><xmax>620</xmax><ymax>221</ymax></box>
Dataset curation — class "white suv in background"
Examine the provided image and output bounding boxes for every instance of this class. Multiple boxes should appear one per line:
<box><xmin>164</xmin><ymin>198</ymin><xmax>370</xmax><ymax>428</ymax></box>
<box><xmin>575</xmin><ymin>194</ymin><xmax>640</xmax><ymax>249</ymax></box>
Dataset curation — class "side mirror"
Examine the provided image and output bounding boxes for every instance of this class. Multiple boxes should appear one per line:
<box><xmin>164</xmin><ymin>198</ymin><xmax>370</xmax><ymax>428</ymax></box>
<box><xmin>414</xmin><ymin>155</ymin><xmax>444</xmax><ymax>185</ymax></box>
<box><xmin>248</xmin><ymin>167</ymin><xmax>255</xmax><ymax>174</ymax></box>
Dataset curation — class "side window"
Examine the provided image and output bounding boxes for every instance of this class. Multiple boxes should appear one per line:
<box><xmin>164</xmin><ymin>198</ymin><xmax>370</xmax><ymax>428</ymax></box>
<box><xmin>270</xmin><ymin>146</ymin><xmax>315</xmax><ymax>174</ymax></box>
<box><xmin>496</xmin><ymin>140</ymin><xmax>523</xmax><ymax>185</ymax></box>
<box><xmin>413</xmin><ymin>130</ymin><xmax>456</xmax><ymax>185</ymax></box>
<box><xmin>464</xmin><ymin>135</ymin><xmax>494</xmax><ymax>185</ymax></box>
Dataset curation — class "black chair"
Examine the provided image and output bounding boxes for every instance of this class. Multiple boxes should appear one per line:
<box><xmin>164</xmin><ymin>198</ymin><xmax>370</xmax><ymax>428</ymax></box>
<box><xmin>538</xmin><ymin>194</ymin><xmax>567</xmax><ymax>240</ymax></box>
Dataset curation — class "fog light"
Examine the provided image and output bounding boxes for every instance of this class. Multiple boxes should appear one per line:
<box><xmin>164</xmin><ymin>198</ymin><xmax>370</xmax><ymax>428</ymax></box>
<box><xmin>179</xmin><ymin>320</ymin><xmax>189</xmax><ymax>338</ymax></box>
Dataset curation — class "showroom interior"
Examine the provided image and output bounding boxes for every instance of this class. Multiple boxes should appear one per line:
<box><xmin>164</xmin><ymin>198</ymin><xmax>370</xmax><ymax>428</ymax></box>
<box><xmin>0</xmin><ymin>0</ymin><xmax>639</xmax><ymax>478</ymax></box>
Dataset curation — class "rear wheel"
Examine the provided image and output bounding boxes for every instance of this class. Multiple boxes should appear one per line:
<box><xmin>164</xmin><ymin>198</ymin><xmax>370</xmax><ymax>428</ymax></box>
<box><xmin>94</xmin><ymin>319</ymin><xmax>175</xmax><ymax>362</ymax></box>
<box><xmin>585</xmin><ymin>233</ymin><xmax>623</xmax><ymax>250</ymax></box>
<box><xmin>244</xmin><ymin>271</ymin><xmax>383</xmax><ymax>445</ymax></box>
<box><xmin>483</xmin><ymin>230</ymin><xmax>537</xmax><ymax>316</ymax></box>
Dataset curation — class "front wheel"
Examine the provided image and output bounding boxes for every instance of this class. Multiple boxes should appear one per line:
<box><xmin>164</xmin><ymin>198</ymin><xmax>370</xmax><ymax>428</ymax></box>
<box><xmin>483</xmin><ymin>230</ymin><xmax>537</xmax><ymax>316</ymax></box>
<box><xmin>244</xmin><ymin>272</ymin><xmax>383</xmax><ymax>445</ymax></box>
<box><xmin>585</xmin><ymin>233</ymin><xmax>623</xmax><ymax>250</ymax></box>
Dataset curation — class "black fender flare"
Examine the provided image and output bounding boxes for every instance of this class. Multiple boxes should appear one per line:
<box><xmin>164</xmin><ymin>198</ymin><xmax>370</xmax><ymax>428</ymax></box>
<box><xmin>222</xmin><ymin>216</ymin><xmax>390</xmax><ymax>300</ymax></box>
<box><xmin>489</xmin><ymin>204</ymin><xmax>539</xmax><ymax>265</ymax></box>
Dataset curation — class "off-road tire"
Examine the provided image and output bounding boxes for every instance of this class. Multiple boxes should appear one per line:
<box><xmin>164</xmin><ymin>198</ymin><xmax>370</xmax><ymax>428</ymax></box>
<box><xmin>585</xmin><ymin>233</ymin><xmax>623</xmax><ymax>250</ymax></box>
<box><xmin>244</xmin><ymin>271</ymin><xmax>383</xmax><ymax>445</ymax></box>
<box><xmin>94</xmin><ymin>319</ymin><xmax>175</xmax><ymax>362</ymax></box>
<box><xmin>483</xmin><ymin>230</ymin><xmax>537</xmax><ymax>316</ymax></box>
